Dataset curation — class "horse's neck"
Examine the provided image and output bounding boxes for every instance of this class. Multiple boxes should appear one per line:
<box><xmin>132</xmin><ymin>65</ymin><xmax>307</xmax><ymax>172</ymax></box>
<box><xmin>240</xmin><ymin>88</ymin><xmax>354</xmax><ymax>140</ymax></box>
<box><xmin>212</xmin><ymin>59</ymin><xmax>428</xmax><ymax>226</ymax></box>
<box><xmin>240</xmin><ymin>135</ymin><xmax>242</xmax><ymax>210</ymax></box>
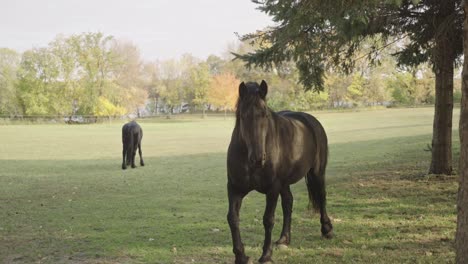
<box><xmin>231</xmin><ymin>110</ymin><xmax>278</xmax><ymax>144</ymax></box>
<box><xmin>266</xmin><ymin>110</ymin><xmax>280</xmax><ymax>143</ymax></box>
<box><xmin>232</xmin><ymin>119</ymin><xmax>244</xmax><ymax>143</ymax></box>
<box><xmin>269</xmin><ymin>111</ymin><xmax>297</xmax><ymax>142</ymax></box>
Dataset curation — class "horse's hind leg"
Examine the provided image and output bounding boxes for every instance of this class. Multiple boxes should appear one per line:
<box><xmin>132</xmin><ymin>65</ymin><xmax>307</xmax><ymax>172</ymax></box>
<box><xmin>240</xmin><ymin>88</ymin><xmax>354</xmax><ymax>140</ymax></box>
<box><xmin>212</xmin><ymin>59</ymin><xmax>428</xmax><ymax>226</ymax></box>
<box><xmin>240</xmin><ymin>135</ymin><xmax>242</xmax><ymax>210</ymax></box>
<box><xmin>306</xmin><ymin>169</ymin><xmax>333</xmax><ymax>238</ymax></box>
<box><xmin>317</xmin><ymin>173</ymin><xmax>333</xmax><ymax>239</ymax></box>
<box><xmin>122</xmin><ymin>145</ymin><xmax>127</xmax><ymax>170</ymax></box>
<box><xmin>320</xmin><ymin>204</ymin><xmax>333</xmax><ymax>239</ymax></box>
<box><xmin>138</xmin><ymin>142</ymin><xmax>144</xmax><ymax>166</ymax></box>
<box><xmin>131</xmin><ymin>147</ymin><xmax>137</xmax><ymax>168</ymax></box>
<box><xmin>131</xmin><ymin>134</ymin><xmax>138</xmax><ymax>168</ymax></box>
<box><xmin>276</xmin><ymin>186</ymin><xmax>293</xmax><ymax>246</ymax></box>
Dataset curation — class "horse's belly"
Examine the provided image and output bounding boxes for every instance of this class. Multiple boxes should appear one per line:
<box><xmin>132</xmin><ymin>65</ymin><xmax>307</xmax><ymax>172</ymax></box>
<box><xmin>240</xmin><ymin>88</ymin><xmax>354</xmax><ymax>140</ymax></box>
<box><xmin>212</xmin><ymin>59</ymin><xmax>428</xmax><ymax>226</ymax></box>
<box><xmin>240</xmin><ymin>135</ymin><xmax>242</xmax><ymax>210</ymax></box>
<box><xmin>250</xmin><ymin>165</ymin><xmax>307</xmax><ymax>193</ymax></box>
<box><xmin>228</xmin><ymin>158</ymin><xmax>312</xmax><ymax>193</ymax></box>
<box><xmin>286</xmin><ymin>165</ymin><xmax>310</xmax><ymax>185</ymax></box>
<box><xmin>271</xmin><ymin>158</ymin><xmax>311</xmax><ymax>185</ymax></box>
<box><xmin>228</xmin><ymin>172</ymin><xmax>271</xmax><ymax>194</ymax></box>
<box><xmin>248</xmin><ymin>169</ymin><xmax>274</xmax><ymax>194</ymax></box>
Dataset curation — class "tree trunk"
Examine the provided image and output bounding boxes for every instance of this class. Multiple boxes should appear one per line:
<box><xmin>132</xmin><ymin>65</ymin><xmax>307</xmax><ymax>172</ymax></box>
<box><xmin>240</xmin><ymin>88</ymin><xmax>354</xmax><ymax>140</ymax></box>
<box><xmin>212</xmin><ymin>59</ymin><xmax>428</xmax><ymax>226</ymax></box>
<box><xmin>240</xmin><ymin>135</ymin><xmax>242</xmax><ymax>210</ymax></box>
<box><xmin>429</xmin><ymin>58</ymin><xmax>453</xmax><ymax>174</ymax></box>
<box><xmin>429</xmin><ymin>3</ymin><xmax>456</xmax><ymax>175</ymax></box>
<box><xmin>456</xmin><ymin>2</ymin><xmax>468</xmax><ymax>262</ymax></box>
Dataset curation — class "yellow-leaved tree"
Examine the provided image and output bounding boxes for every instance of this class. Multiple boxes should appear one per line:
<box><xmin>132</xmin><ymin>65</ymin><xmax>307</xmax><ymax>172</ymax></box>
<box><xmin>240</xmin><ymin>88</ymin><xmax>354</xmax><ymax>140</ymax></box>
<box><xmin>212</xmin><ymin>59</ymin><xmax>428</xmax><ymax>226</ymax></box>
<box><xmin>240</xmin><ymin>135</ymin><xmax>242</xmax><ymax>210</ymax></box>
<box><xmin>208</xmin><ymin>73</ymin><xmax>239</xmax><ymax>119</ymax></box>
<box><xmin>96</xmin><ymin>97</ymin><xmax>126</xmax><ymax>117</ymax></box>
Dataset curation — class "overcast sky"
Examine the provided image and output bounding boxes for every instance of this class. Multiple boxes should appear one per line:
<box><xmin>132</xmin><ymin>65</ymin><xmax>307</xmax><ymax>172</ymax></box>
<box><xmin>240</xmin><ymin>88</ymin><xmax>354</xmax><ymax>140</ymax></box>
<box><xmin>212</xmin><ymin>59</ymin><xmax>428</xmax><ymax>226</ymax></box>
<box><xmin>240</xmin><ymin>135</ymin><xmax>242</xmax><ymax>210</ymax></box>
<box><xmin>0</xmin><ymin>0</ymin><xmax>273</xmax><ymax>60</ymax></box>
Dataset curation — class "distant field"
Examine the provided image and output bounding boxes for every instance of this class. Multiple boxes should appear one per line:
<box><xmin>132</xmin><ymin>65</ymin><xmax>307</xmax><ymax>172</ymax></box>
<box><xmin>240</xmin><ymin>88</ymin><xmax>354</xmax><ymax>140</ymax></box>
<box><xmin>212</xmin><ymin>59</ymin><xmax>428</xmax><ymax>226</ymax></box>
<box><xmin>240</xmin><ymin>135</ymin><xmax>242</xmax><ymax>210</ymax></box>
<box><xmin>0</xmin><ymin>107</ymin><xmax>460</xmax><ymax>263</ymax></box>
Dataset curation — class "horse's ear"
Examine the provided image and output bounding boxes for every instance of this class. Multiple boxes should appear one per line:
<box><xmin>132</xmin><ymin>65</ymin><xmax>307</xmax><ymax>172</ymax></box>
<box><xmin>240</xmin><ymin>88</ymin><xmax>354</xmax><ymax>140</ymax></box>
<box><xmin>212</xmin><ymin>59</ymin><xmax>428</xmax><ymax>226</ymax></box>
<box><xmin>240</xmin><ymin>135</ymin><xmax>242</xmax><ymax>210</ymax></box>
<box><xmin>259</xmin><ymin>80</ymin><xmax>268</xmax><ymax>99</ymax></box>
<box><xmin>239</xmin><ymin>82</ymin><xmax>247</xmax><ymax>99</ymax></box>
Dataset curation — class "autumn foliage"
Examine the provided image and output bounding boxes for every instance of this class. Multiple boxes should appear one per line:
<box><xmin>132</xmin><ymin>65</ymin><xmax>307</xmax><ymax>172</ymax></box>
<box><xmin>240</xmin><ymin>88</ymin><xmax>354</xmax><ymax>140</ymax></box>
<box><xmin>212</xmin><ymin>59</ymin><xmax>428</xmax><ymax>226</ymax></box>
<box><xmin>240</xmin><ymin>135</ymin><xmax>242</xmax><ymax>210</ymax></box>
<box><xmin>208</xmin><ymin>73</ymin><xmax>239</xmax><ymax>115</ymax></box>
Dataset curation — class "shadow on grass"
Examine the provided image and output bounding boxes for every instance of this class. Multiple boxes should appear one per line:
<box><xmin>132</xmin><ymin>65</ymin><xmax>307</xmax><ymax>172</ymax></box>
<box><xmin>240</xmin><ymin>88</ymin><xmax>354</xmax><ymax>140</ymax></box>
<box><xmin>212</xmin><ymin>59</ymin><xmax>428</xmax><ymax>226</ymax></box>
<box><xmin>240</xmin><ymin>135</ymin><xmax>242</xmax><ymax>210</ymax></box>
<box><xmin>0</xmin><ymin>133</ymin><xmax>458</xmax><ymax>263</ymax></box>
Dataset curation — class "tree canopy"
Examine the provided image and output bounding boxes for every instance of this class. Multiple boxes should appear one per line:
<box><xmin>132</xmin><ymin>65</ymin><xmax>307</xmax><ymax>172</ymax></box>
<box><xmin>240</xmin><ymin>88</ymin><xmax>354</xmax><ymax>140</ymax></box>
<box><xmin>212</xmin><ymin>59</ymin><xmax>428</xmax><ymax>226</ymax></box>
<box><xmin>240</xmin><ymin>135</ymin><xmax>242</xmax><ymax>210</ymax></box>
<box><xmin>237</xmin><ymin>0</ymin><xmax>462</xmax><ymax>90</ymax></box>
<box><xmin>238</xmin><ymin>0</ymin><xmax>462</xmax><ymax>175</ymax></box>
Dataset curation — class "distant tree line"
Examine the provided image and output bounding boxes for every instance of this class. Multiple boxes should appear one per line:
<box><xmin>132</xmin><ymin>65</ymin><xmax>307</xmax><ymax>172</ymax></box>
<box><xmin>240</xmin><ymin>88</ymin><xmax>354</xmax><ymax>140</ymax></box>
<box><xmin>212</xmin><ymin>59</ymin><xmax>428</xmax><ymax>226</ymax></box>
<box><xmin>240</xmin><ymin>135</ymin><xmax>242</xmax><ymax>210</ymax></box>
<box><xmin>0</xmin><ymin>32</ymin><xmax>457</xmax><ymax>118</ymax></box>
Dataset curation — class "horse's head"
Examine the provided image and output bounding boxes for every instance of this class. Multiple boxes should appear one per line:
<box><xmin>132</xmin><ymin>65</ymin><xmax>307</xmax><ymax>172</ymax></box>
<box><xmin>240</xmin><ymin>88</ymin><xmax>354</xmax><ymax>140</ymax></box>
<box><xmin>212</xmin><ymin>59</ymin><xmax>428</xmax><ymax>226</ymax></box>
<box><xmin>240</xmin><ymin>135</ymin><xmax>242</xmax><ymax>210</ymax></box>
<box><xmin>236</xmin><ymin>80</ymin><xmax>270</xmax><ymax>168</ymax></box>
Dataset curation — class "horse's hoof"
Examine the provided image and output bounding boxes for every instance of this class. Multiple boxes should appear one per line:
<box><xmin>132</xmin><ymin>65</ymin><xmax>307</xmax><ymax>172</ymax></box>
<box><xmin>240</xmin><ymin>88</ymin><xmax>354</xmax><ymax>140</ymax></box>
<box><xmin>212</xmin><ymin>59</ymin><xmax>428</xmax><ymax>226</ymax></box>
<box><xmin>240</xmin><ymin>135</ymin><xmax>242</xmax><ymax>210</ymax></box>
<box><xmin>275</xmin><ymin>236</ymin><xmax>290</xmax><ymax>248</ymax></box>
<box><xmin>122</xmin><ymin>165</ymin><xmax>127</xmax><ymax>170</ymax></box>
<box><xmin>235</xmin><ymin>256</ymin><xmax>252</xmax><ymax>264</ymax></box>
<box><xmin>321</xmin><ymin>222</ymin><xmax>333</xmax><ymax>239</ymax></box>
<box><xmin>140</xmin><ymin>162</ymin><xmax>145</xmax><ymax>166</ymax></box>
<box><xmin>276</xmin><ymin>244</ymin><xmax>288</xmax><ymax>251</ymax></box>
<box><xmin>258</xmin><ymin>256</ymin><xmax>273</xmax><ymax>264</ymax></box>
<box><xmin>322</xmin><ymin>230</ymin><xmax>334</xmax><ymax>239</ymax></box>
<box><xmin>131</xmin><ymin>165</ymin><xmax>136</xmax><ymax>169</ymax></box>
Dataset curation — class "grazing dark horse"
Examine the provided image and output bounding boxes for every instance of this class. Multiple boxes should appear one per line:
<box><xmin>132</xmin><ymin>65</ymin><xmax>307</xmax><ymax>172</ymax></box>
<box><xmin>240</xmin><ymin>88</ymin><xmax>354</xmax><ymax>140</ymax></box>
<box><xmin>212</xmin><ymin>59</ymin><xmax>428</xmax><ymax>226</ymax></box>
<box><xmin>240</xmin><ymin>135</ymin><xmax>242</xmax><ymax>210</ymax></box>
<box><xmin>122</xmin><ymin>120</ymin><xmax>144</xmax><ymax>170</ymax></box>
<box><xmin>226</xmin><ymin>81</ymin><xmax>333</xmax><ymax>263</ymax></box>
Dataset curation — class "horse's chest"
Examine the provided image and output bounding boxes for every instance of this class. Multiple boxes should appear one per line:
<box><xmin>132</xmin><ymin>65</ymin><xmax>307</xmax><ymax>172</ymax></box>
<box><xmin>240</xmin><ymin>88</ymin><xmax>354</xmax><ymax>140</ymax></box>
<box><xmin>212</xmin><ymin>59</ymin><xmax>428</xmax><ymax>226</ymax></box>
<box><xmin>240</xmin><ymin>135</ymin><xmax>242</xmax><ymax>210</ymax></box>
<box><xmin>228</xmin><ymin>168</ymin><xmax>273</xmax><ymax>194</ymax></box>
<box><xmin>245</xmin><ymin>167</ymin><xmax>276</xmax><ymax>193</ymax></box>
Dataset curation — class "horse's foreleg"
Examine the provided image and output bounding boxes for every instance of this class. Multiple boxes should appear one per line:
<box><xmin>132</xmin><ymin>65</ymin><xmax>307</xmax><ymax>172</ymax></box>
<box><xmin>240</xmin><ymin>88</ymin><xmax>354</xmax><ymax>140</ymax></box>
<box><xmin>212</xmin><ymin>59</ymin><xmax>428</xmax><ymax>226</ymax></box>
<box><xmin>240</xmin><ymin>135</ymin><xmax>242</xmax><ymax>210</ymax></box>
<box><xmin>276</xmin><ymin>186</ymin><xmax>293</xmax><ymax>246</ymax></box>
<box><xmin>138</xmin><ymin>142</ymin><xmax>144</xmax><ymax>166</ymax></box>
<box><xmin>227</xmin><ymin>184</ymin><xmax>250</xmax><ymax>264</ymax></box>
<box><xmin>259</xmin><ymin>191</ymin><xmax>279</xmax><ymax>263</ymax></box>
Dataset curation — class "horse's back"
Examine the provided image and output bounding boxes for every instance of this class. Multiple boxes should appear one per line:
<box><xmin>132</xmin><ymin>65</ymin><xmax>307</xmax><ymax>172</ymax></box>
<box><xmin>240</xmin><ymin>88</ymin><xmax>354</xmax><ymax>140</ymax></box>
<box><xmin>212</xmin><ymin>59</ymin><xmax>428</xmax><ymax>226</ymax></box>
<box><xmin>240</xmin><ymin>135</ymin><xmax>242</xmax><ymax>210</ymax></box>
<box><xmin>277</xmin><ymin>110</ymin><xmax>328</xmax><ymax>173</ymax></box>
<box><xmin>122</xmin><ymin>121</ymin><xmax>142</xmax><ymax>143</ymax></box>
<box><xmin>277</xmin><ymin>111</ymin><xmax>327</xmax><ymax>143</ymax></box>
<box><xmin>123</xmin><ymin>121</ymin><xmax>141</xmax><ymax>132</ymax></box>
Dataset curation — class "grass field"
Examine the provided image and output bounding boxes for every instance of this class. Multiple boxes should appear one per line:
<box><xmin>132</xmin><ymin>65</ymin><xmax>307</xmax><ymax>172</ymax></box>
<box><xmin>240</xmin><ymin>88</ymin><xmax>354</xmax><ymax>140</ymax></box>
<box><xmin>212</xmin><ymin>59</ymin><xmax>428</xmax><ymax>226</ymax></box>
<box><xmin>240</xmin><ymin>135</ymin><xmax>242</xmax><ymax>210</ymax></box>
<box><xmin>0</xmin><ymin>107</ymin><xmax>461</xmax><ymax>263</ymax></box>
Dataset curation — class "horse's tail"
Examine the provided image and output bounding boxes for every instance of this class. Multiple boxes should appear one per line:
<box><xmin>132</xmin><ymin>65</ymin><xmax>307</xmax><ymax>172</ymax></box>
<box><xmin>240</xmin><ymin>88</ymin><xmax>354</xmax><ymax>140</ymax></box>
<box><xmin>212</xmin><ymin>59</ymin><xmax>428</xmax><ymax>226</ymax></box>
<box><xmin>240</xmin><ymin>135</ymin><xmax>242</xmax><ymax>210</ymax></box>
<box><xmin>304</xmin><ymin>116</ymin><xmax>328</xmax><ymax>212</ymax></box>
<box><xmin>306</xmin><ymin>145</ymin><xmax>328</xmax><ymax>212</ymax></box>
<box><xmin>126</xmin><ymin>129</ymin><xmax>134</xmax><ymax>165</ymax></box>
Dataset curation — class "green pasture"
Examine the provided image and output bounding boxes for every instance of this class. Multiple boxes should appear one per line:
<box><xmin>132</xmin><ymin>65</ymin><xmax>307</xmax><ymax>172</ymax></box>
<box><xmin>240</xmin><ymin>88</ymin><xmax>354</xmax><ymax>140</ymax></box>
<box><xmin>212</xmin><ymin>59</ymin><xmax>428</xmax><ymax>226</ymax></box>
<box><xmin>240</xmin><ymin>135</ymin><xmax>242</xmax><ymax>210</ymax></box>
<box><xmin>0</xmin><ymin>107</ymin><xmax>460</xmax><ymax>263</ymax></box>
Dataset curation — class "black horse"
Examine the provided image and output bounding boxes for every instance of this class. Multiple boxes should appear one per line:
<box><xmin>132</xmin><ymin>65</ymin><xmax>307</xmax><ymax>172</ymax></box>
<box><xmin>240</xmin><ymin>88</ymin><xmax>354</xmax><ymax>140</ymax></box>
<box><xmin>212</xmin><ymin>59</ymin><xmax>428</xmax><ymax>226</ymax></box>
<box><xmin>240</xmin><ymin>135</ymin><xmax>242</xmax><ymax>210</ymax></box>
<box><xmin>226</xmin><ymin>81</ymin><xmax>333</xmax><ymax>263</ymax></box>
<box><xmin>122</xmin><ymin>120</ymin><xmax>144</xmax><ymax>170</ymax></box>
